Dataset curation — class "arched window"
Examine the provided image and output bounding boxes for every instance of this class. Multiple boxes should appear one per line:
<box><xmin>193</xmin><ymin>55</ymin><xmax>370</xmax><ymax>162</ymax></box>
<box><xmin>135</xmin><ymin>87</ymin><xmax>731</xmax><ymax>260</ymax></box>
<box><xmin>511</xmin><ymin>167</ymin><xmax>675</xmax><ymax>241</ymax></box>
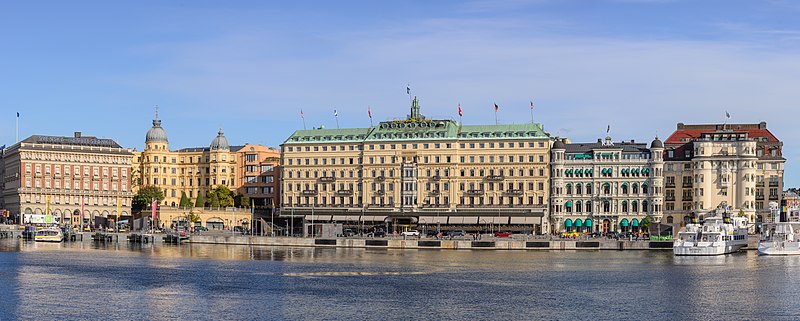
<box><xmin>576</xmin><ymin>183</ymin><xmax>582</xmax><ymax>195</ymax></box>
<box><xmin>642</xmin><ymin>183</ymin><xmax>649</xmax><ymax>194</ymax></box>
<box><xmin>566</xmin><ymin>184</ymin><xmax>573</xmax><ymax>195</ymax></box>
<box><xmin>576</xmin><ymin>201</ymin><xmax>583</xmax><ymax>213</ymax></box>
<box><xmin>586</xmin><ymin>201</ymin><xmax>592</xmax><ymax>213</ymax></box>
<box><xmin>621</xmin><ymin>183</ymin><xmax>629</xmax><ymax>194</ymax></box>
<box><xmin>622</xmin><ymin>200</ymin><xmax>628</xmax><ymax>213</ymax></box>
<box><xmin>603</xmin><ymin>183</ymin><xmax>610</xmax><ymax>195</ymax></box>
<box><xmin>586</xmin><ymin>183</ymin><xmax>593</xmax><ymax>195</ymax></box>
<box><xmin>632</xmin><ymin>200</ymin><xmax>639</xmax><ymax>213</ymax></box>
<box><xmin>632</xmin><ymin>183</ymin><xmax>639</xmax><ymax>194</ymax></box>
<box><xmin>666</xmin><ymin>216</ymin><xmax>674</xmax><ymax>224</ymax></box>
<box><xmin>565</xmin><ymin>201</ymin><xmax>573</xmax><ymax>213</ymax></box>
<box><xmin>603</xmin><ymin>201</ymin><xmax>610</xmax><ymax>212</ymax></box>
<box><xmin>642</xmin><ymin>200</ymin><xmax>649</xmax><ymax>213</ymax></box>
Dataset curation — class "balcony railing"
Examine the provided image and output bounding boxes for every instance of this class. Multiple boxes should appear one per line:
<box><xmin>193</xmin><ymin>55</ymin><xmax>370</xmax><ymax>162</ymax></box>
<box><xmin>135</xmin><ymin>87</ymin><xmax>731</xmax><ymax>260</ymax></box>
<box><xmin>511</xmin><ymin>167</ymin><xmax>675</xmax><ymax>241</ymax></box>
<box><xmin>429</xmin><ymin>190</ymin><xmax>441</xmax><ymax>195</ymax></box>
<box><xmin>465</xmin><ymin>189</ymin><xmax>485</xmax><ymax>196</ymax></box>
<box><xmin>756</xmin><ymin>195</ymin><xmax>765</xmax><ymax>200</ymax></box>
<box><xmin>318</xmin><ymin>176</ymin><xmax>336</xmax><ymax>183</ymax></box>
<box><xmin>335</xmin><ymin>189</ymin><xmax>353</xmax><ymax>195</ymax></box>
<box><xmin>681</xmin><ymin>196</ymin><xmax>693</xmax><ymax>201</ymax></box>
<box><xmin>503</xmin><ymin>189</ymin><xmax>524</xmax><ymax>196</ymax></box>
<box><xmin>769</xmin><ymin>182</ymin><xmax>779</xmax><ymax>187</ymax></box>
<box><xmin>374</xmin><ymin>190</ymin><xmax>386</xmax><ymax>195</ymax></box>
<box><xmin>374</xmin><ymin>176</ymin><xmax>385</xmax><ymax>182</ymax></box>
<box><xmin>682</xmin><ymin>183</ymin><xmax>693</xmax><ymax>188</ymax></box>
<box><xmin>665</xmin><ymin>182</ymin><xmax>675</xmax><ymax>188</ymax></box>
<box><xmin>665</xmin><ymin>196</ymin><xmax>676</xmax><ymax>201</ymax></box>
<box><xmin>769</xmin><ymin>195</ymin><xmax>779</xmax><ymax>200</ymax></box>
<box><xmin>484</xmin><ymin>175</ymin><xmax>505</xmax><ymax>181</ymax></box>
<box><xmin>756</xmin><ymin>182</ymin><xmax>765</xmax><ymax>187</ymax></box>
<box><xmin>301</xmin><ymin>190</ymin><xmax>318</xmax><ymax>196</ymax></box>
<box><xmin>430</xmin><ymin>176</ymin><xmax>441</xmax><ymax>181</ymax></box>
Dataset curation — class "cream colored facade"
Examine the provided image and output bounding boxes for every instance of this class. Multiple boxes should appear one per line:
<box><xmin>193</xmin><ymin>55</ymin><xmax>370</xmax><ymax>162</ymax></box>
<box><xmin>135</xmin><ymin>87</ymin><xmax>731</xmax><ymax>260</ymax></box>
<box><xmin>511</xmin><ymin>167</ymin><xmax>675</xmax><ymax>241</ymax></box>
<box><xmin>550</xmin><ymin>136</ymin><xmax>664</xmax><ymax>234</ymax></box>
<box><xmin>132</xmin><ymin>113</ymin><xmax>238</xmax><ymax>207</ymax></box>
<box><xmin>0</xmin><ymin>132</ymin><xmax>133</xmax><ymax>226</ymax></box>
<box><xmin>281</xmin><ymin>98</ymin><xmax>552</xmax><ymax>234</ymax></box>
<box><xmin>663</xmin><ymin>122</ymin><xmax>785</xmax><ymax>230</ymax></box>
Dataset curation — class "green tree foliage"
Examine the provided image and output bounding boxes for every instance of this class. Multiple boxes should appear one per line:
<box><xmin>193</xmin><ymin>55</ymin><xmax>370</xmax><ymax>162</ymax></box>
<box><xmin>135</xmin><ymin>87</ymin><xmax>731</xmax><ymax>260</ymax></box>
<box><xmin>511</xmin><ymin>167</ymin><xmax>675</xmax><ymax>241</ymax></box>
<box><xmin>188</xmin><ymin>211</ymin><xmax>201</xmax><ymax>224</ymax></box>
<box><xmin>194</xmin><ymin>192</ymin><xmax>206</xmax><ymax>207</ymax></box>
<box><xmin>179</xmin><ymin>192</ymin><xmax>192</xmax><ymax>208</ymax></box>
<box><xmin>640</xmin><ymin>216</ymin><xmax>650</xmax><ymax>230</ymax></box>
<box><xmin>134</xmin><ymin>186</ymin><xmax>164</xmax><ymax>210</ymax></box>
<box><xmin>234</xmin><ymin>194</ymin><xmax>251</xmax><ymax>207</ymax></box>
<box><xmin>209</xmin><ymin>191</ymin><xmax>220</xmax><ymax>207</ymax></box>
<box><xmin>212</xmin><ymin>186</ymin><xmax>235</xmax><ymax>207</ymax></box>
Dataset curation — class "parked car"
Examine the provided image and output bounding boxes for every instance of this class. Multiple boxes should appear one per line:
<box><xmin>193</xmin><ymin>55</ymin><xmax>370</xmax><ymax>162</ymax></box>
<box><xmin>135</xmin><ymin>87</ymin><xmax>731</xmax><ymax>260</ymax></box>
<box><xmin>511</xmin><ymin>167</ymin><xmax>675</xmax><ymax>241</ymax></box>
<box><xmin>342</xmin><ymin>229</ymin><xmax>355</xmax><ymax>237</ymax></box>
<box><xmin>494</xmin><ymin>231</ymin><xmax>512</xmax><ymax>238</ymax></box>
<box><xmin>194</xmin><ymin>226</ymin><xmax>208</xmax><ymax>232</ymax></box>
<box><xmin>426</xmin><ymin>230</ymin><xmax>440</xmax><ymax>237</ymax></box>
<box><xmin>401</xmin><ymin>230</ymin><xmax>420</xmax><ymax>237</ymax></box>
<box><xmin>447</xmin><ymin>230</ymin><xmax>466</xmax><ymax>238</ymax></box>
<box><xmin>369</xmin><ymin>229</ymin><xmax>386</xmax><ymax>237</ymax></box>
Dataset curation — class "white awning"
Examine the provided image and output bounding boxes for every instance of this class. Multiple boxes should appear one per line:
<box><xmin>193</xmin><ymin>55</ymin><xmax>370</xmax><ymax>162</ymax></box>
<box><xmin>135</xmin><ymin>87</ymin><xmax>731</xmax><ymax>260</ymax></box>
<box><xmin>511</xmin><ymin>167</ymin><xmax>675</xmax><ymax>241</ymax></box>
<box><xmin>510</xmin><ymin>216</ymin><xmax>542</xmax><ymax>225</ymax></box>
<box><xmin>482</xmin><ymin>216</ymin><xmax>510</xmax><ymax>224</ymax></box>
<box><xmin>418</xmin><ymin>216</ymin><xmax>447</xmax><ymax>224</ymax></box>
<box><xmin>305</xmin><ymin>215</ymin><xmax>332</xmax><ymax>221</ymax></box>
<box><xmin>448</xmin><ymin>216</ymin><xmax>463</xmax><ymax>224</ymax></box>
<box><xmin>361</xmin><ymin>215</ymin><xmax>388</xmax><ymax>222</ymax></box>
<box><xmin>331</xmin><ymin>215</ymin><xmax>360</xmax><ymax>221</ymax></box>
<box><xmin>462</xmin><ymin>216</ymin><xmax>479</xmax><ymax>224</ymax></box>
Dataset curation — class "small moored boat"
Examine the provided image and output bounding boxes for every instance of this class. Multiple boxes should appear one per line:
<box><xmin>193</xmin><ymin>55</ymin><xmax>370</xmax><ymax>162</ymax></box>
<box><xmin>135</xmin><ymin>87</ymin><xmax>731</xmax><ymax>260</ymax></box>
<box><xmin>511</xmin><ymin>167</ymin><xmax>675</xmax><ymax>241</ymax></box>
<box><xmin>34</xmin><ymin>227</ymin><xmax>64</xmax><ymax>242</ymax></box>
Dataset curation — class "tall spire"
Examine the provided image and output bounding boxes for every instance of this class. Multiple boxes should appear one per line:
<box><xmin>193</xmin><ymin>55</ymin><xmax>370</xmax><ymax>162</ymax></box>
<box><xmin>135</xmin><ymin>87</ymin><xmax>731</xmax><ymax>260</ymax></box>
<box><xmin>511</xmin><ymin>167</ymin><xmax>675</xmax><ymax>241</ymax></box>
<box><xmin>410</xmin><ymin>96</ymin><xmax>423</xmax><ymax>120</ymax></box>
<box><xmin>155</xmin><ymin>104</ymin><xmax>159</xmax><ymax>120</ymax></box>
<box><xmin>153</xmin><ymin>105</ymin><xmax>162</xmax><ymax>127</ymax></box>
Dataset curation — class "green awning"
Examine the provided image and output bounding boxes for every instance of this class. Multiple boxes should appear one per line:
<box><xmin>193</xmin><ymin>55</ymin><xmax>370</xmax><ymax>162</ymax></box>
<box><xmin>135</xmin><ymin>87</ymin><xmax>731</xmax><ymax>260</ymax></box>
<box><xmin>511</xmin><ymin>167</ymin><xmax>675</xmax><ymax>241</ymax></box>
<box><xmin>565</xmin><ymin>219</ymin><xmax>573</xmax><ymax>227</ymax></box>
<box><xmin>620</xmin><ymin>218</ymin><xmax>629</xmax><ymax>227</ymax></box>
<box><xmin>585</xmin><ymin>219</ymin><xmax>593</xmax><ymax>227</ymax></box>
<box><xmin>565</xmin><ymin>201</ymin><xmax>573</xmax><ymax>207</ymax></box>
<box><xmin>632</xmin><ymin>218</ymin><xmax>639</xmax><ymax>227</ymax></box>
<box><xmin>575</xmin><ymin>219</ymin><xmax>583</xmax><ymax>227</ymax></box>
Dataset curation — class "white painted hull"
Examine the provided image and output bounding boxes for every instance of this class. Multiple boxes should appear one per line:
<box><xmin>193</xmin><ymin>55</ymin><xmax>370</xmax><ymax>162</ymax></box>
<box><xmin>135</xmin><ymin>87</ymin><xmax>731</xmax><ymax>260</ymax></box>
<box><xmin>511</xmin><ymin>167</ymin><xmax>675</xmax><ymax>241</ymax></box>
<box><xmin>673</xmin><ymin>242</ymin><xmax>745</xmax><ymax>256</ymax></box>
<box><xmin>758</xmin><ymin>241</ymin><xmax>800</xmax><ymax>256</ymax></box>
<box><xmin>34</xmin><ymin>236</ymin><xmax>63</xmax><ymax>242</ymax></box>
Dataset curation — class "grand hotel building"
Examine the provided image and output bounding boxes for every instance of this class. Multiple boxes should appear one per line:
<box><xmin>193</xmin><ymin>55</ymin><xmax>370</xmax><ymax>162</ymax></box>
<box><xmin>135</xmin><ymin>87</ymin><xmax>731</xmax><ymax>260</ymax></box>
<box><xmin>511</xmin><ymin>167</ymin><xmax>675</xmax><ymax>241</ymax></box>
<box><xmin>281</xmin><ymin>98</ymin><xmax>553</xmax><ymax>234</ymax></box>
<box><xmin>0</xmin><ymin>132</ymin><xmax>134</xmax><ymax>225</ymax></box>
<box><xmin>662</xmin><ymin>122</ymin><xmax>785</xmax><ymax>229</ymax></box>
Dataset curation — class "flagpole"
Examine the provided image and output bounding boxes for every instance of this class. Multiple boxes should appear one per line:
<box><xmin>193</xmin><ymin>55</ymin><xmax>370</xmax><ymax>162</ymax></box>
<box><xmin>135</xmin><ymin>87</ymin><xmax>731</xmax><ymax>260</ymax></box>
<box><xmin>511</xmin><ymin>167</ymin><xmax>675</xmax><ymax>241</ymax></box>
<box><xmin>530</xmin><ymin>101</ymin><xmax>534</xmax><ymax>124</ymax></box>
<box><xmin>335</xmin><ymin>109</ymin><xmax>340</xmax><ymax>129</ymax></box>
<box><xmin>16</xmin><ymin>112</ymin><xmax>19</xmax><ymax>142</ymax></box>
<box><xmin>301</xmin><ymin>110</ymin><xmax>307</xmax><ymax>130</ymax></box>
<box><xmin>495</xmin><ymin>110</ymin><xmax>498</xmax><ymax>125</ymax></box>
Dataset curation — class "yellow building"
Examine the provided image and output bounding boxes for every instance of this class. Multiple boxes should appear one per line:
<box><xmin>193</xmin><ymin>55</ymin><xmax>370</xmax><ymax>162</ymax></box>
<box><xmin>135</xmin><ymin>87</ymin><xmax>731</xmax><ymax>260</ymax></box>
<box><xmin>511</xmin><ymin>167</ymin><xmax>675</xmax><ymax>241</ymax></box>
<box><xmin>281</xmin><ymin>97</ymin><xmax>552</xmax><ymax>234</ymax></box>
<box><xmin>132</xmin><ymin>110</ymin><xmax>237</xmax><ymax>207</ymax></box>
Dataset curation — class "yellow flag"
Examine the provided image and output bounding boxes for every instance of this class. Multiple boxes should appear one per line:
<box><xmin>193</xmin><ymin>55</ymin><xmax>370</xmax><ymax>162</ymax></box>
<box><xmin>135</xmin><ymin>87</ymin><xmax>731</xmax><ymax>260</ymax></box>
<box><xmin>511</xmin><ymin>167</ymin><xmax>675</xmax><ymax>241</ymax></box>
<box><xmin>117</xmin><ymin>196</ymin><xmax>121</xmax><ymax>219</ymax></box>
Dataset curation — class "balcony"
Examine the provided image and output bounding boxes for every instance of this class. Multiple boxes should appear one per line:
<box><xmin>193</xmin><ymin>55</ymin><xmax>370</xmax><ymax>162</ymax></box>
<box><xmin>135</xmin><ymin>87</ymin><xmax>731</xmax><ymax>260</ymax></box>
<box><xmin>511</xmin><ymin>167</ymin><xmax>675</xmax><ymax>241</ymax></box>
<box><xmin>756</xmin><ymin>195</ymin><xmax>765</xmax><ymax>200</ymax></box>
<box><xmin>681</xmin><ymin>196</ymin><xmax>693</xmax><ymax>201</ymax></box>
<box><xmin>465</xmin><ymin>189</ymin><xmax>485</xmax><ymax>196</ymax></box>
<box><xmin>503</xmin><ymin>189</ymin><xmax>524</xmax><ymax>196</ymax></box>
<box><xmin>429</xmin><ymin>190</ymin><xmax>441</xmax><ymax>195</ymax></box>
<box><xmin>769</xmin><ymin>182</ymin><xmax>779</xmax><ymax>187</ymax></box>
<box><xmin>665</xmin><ymin>196</ymin><xmax>676</xmax><ymax>201</ymax></box>
<box><xmin>318</xmin><ymin>176</ymin><xmax>336</xmax><ymax>183</ymax></box>
<box><xmin>335</xmin><ymin>189</ymin><xmax>353</xmax><ymax>196</ymax></box>
<box><xmin>430</xmin><ymin>175</ymin><xmax>441</xmax><ymax>181</ymax></box>
<box><xmin>756</xmin><ymin>182</ymin><xmax>765</xmax><ymax>187</ymax></box>
<box><xmin>769</xmin><ymin>195</ymin><xmax>779</xmax><ymax>200</ymax></box>
<box><xmin>682</xmin><ymin>183</ymin><xmax>693</xmax><ymax>188</ymax></box>
<box><xmin>665</xmin><ymin>182</ymin><xmax>675</xmax><ymax>188</ymax></box>
<box><xmin>374</xmin><ymin>189</ymin><xmax>386</xmax><ymax>195</ymax></box>
<box><xmin>484</xmin><ymin>175</ymin><xmax>505</xmax><ymax>182</ymax></box>
<box><xmin>374</xmin><ymin>176</ymin><xmax>385</xmax><ymax>182</ymax></box>
<box><xmin>301</xmin><ymin>190</ymin><xmax>318</xmax><ymax>196</ymax></box>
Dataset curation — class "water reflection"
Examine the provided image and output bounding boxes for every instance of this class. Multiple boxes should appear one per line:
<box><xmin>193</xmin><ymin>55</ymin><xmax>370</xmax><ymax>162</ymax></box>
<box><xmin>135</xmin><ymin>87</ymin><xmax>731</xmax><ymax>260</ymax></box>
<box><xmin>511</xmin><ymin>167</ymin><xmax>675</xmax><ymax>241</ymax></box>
<box><xmin>2</xmin><ymin>239</ymin><xmax>800</xmax><ymax>320</ymax></box>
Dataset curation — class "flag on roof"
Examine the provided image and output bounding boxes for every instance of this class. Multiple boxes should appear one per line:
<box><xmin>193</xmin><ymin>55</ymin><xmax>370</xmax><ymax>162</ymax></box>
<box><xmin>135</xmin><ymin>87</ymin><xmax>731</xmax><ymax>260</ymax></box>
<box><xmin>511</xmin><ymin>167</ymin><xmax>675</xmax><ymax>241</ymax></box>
<box><xmin>494</xmin><ymin>103</ymin><xmax>499</xmax><ymax>112</ymax></box>
<box><xmin>458</xmin><ymin>103</ymin><xmax>462</xmax><ymax>117</ymax></box>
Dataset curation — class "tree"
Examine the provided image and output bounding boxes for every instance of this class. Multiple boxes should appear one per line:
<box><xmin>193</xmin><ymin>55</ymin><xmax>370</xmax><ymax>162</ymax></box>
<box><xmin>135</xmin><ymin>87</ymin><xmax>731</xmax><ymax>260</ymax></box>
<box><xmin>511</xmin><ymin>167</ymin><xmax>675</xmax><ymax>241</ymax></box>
<box><xmin>188</xmin><ymin>210</ymin><xmax>200</xmax><ymax>226</ymax></box>
<box><xmin>209</xmin><ymin>191</ymin><xmax>220</xmax><ymax>207</ymax></box>
<box><xmin>234</xmin><ymin>193</ymin><xmax>251</xmax><ymax>207</ymax></box>
<box><xmin>179</xmin><ymin>192</ymin><xmax>192</xmax><ymax>208</ymax></box>
<box><xmin>194</xmin><ymin>192</ymin><xmax>206</xmax><ymax>208</ymax></box>
<box><xmin>640</xmin><ymin>216</ymin><xmax>650</xmax><ymax>231</ymax></box>
<box><xmin>134</xmin><ymin>186</ymin><xmax>164</xmax><ymax>210</ymax></box>
<box><xmin>213</xmin><ymin>185</ymin><xmax>235</xmax><ymax>207</ymax></box>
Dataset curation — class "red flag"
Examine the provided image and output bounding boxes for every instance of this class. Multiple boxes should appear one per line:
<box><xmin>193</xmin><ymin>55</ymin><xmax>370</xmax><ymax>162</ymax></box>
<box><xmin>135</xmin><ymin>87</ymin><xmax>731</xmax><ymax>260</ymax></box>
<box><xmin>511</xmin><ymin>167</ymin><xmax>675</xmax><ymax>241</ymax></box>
<box><xmin>151</xmin><ymin>198</ymin><xmax>157</xmax><ymax>220</ymax></box>
<box><xmin>300</xmin><ymin>109</ymin><xmax>305</xmax><ymax>119</ymax></box>
<box><xmin>368</xmin><ymin>106</ymin><xmax>372</xmax><ymax>119</ymax></box>
<box><xmin>494</xmin><ymin>103</ymin><xmax>499</xmax><ymax>112</ymax></box>
<box><xmin>458</xmin><ymin>103</ymin><xmax>462</xmax><ymax>117</ymax></box>
<box><xmin>531</xmin><ymin>101</ymin><xmax>534</xmax><ymax>110</ymax></box>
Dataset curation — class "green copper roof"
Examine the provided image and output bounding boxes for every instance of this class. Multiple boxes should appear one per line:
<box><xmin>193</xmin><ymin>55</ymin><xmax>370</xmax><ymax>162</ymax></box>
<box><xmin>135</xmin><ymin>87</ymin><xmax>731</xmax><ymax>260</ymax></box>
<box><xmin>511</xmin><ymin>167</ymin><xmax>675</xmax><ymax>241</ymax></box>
<box><xmin>282</xmin><ymin>98</ymin><xmax>551</xmax><ymax>145</ymax></box>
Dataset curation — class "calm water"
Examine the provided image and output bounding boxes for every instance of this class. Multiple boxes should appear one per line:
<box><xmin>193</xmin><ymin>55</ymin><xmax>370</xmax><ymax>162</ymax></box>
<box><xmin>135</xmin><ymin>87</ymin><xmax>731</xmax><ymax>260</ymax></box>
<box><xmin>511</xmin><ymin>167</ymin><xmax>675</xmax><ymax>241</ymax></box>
<box><xmin>1</xmin><ymin>240</ymin><xmax>799</xmax><ymax>320</ymax></box>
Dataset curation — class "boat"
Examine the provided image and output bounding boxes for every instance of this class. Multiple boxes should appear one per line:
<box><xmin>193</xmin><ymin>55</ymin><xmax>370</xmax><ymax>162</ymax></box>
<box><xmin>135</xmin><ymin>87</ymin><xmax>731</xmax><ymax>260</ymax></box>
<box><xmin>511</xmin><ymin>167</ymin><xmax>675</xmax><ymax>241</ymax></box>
<box><xmin>34</xmin><ymin>227</ymin><xmax>64</xmax><ymax>242</ymax></box>
<box><xmin>673</xmin><ymin>210</ymin><xmax>749</xmax><ymax>256</ymax></box>
<box><xmin>758</xmin><ymin>206</ymin><xmax>800</xmax><ymax>256</ymax></box>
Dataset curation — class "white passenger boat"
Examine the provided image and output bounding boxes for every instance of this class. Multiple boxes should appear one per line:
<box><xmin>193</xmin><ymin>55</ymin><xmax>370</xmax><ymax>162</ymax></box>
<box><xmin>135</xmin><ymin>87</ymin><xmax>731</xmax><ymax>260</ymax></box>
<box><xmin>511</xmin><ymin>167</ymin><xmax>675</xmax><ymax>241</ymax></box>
<box><xmin>34</xmin><ymin>227</ymin><xmax>64</xmax><ymax>242</ymax></box>
<box><xmin>674</xmin><ymin>213</ymin><xmax>749</xmax><ymax>256</ymax></box>
<box><xmin>758</xmin><ymin>206</ymin><xmax>800</xmax><ymax>256</ymax></box>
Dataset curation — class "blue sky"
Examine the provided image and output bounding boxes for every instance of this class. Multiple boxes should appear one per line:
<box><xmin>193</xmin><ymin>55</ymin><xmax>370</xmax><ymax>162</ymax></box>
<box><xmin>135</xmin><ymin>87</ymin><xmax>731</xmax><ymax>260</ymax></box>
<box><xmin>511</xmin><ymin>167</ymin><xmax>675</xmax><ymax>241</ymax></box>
<box><xmin>1</xmin><ymin>0</ymin><xmax>799</xmax><ymax>186</ymax></box>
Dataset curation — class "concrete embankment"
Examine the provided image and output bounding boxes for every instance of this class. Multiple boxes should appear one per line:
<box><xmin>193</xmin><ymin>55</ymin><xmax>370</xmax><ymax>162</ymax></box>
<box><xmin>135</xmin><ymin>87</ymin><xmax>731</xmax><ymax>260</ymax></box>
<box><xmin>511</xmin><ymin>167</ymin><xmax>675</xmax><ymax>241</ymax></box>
<box><xmin>188</xmin><ymin>235</ymin><xmax>695</xmax><ymax>251</ymax></box>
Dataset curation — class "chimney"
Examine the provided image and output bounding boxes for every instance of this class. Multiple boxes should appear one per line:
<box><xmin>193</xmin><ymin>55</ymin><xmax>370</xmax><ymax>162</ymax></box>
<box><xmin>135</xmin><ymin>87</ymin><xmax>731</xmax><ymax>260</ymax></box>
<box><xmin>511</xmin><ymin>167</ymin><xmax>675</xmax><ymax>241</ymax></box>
<box><xmin>74</xmin><ymin>132</ymin><xmax>82</xmax><ymax>138</ymax></box>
